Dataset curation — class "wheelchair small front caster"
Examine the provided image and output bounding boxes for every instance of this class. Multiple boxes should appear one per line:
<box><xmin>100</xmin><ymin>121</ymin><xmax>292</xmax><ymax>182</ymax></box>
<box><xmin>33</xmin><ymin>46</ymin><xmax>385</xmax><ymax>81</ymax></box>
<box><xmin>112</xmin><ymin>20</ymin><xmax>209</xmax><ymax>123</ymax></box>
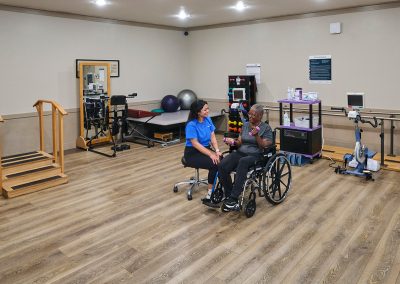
<box><xmin>244</xmin><ymin>199</ymin><xmax>256</xmax><ymax>218</ymax></box>
<box><xmin>187</xmin><ymin>194</ymin><xmax>192</xmax><ymax>200</ymax></box>
<box><xmin>210</xmin><ymin>183</ymin><xmax>224</xmax><ymax>204</ymax></box>
<box><xmin>173</xmin><ymin>186</ymin><xmax>178</xmax><ymax>193</ymax></box>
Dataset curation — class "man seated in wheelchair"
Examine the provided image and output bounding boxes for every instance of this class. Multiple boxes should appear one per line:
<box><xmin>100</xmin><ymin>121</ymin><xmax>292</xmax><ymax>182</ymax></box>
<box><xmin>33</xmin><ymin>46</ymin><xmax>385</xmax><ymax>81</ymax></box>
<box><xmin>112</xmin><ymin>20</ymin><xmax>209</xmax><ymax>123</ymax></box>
<box><xmin>219</xmin><ymin>104</ymin><xmax>273</xmax><ymax>212</ymax></box>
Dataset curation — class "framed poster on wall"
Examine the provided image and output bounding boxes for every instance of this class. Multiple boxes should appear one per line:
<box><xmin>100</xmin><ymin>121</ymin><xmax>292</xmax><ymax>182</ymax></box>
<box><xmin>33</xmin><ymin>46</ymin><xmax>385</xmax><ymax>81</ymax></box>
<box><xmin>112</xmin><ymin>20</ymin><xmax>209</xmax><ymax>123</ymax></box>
<box><xmin>309</xmin><ymin>55</ymin><xmax>331</xmax><ymax>84</ymax></box>
<box><xmin>76</xmin><ymin>59</ymin><xmax>119</xmax><ymax>78</ymax></box>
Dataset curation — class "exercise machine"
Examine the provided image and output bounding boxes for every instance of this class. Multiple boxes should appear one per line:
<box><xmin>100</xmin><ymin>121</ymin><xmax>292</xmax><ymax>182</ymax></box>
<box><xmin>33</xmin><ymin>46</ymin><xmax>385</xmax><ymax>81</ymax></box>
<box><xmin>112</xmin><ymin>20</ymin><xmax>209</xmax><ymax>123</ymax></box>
<box><xmin>332</xmin><ymin>94</ymin><xmax>378</xmax><ymax>180</ymax></box>
<box><xmin>109</xmin><ymin>93</ymin><xmax>137</xmax><ymax>153</ymax></box>
<box><xmin>84</xmin><ymin>94</ymin><xmax>117</xmax><ymax>157</ymax></box>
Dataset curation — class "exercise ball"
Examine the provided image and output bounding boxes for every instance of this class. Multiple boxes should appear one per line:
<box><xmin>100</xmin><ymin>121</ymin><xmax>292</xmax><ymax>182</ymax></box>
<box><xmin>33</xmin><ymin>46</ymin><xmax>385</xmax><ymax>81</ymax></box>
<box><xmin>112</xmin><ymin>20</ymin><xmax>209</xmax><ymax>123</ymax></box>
<box><xmin>177</xmin><ymin>89</ymin><xmax>197</xmax><ymax>110</ymax></box>
<box><xmin>161</xmin><ymin>95</ymin><xmax>180</xmax><ymax>112</ymax></box>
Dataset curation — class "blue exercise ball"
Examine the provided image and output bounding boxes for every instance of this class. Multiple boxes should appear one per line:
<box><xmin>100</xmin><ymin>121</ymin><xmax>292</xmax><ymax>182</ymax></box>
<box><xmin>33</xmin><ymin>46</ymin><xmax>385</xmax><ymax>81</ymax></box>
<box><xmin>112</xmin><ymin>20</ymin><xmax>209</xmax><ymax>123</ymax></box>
<box><xmin>177</xmin><ymin>89</ymin><xmax>197</xmax><ymax>110</ymax></box>
<box><xmin>161</xmin><ymin>95</ymin><xmax>180</xmax><ymax>112</ymax></box>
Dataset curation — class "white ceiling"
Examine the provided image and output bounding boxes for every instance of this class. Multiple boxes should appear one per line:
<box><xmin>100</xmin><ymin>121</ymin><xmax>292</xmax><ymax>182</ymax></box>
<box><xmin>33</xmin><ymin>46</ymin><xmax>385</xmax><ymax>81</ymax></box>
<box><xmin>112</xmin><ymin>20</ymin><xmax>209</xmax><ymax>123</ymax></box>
<box><xmin>0</xmin><ymin>0</ymin><xmax>399</xmax><ymax>29</ymax></box>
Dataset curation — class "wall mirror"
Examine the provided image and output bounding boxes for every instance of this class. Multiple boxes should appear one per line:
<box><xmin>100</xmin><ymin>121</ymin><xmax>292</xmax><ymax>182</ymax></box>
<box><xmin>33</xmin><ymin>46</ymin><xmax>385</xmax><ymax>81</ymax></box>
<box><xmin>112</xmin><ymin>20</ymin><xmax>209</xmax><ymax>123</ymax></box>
<box><xmin>76</xmin><ymin>62</ymin><xmax>111</xmax><ymax>149</ymax></box>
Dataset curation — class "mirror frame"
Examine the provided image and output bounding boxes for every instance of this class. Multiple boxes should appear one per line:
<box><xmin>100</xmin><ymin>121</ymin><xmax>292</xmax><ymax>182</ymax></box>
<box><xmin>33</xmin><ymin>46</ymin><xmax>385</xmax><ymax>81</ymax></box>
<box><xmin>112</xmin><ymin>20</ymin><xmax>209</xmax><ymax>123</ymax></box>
<box><xmin>77</xmin><ymin>62</ymin><xmax>111</xmax><ymax>148</ymax></box>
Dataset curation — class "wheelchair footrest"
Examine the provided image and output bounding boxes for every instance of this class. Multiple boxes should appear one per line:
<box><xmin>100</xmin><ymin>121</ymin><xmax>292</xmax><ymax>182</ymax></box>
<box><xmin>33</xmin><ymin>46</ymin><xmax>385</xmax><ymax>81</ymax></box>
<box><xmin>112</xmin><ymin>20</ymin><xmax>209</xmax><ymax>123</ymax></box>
<box><xmin>202</xmin><ymin>199</ymin><xmax>221</xmax><ymax>208</ymax></box>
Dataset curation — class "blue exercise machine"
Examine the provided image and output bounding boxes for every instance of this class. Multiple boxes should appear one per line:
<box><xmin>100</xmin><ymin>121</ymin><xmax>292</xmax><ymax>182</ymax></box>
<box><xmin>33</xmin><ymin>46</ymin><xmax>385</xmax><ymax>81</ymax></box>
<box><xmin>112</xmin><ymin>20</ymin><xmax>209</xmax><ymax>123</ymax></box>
<box><xmin>332</xmin><ymin>107</ymin><xmax>378</xmax><ymax>181</ymax></box>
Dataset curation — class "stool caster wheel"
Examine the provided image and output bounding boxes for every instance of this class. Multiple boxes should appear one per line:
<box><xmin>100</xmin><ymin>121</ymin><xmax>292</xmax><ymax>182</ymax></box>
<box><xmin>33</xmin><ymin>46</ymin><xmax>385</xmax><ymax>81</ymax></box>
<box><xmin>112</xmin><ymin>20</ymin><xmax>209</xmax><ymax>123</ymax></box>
<box><xmin>173</xmin><ymin>186</ymin><xmax>178</xmax><ymax>193</ymax></box>
<box><xmin>187</xmin><ymin>194</ymin><xmax>192</xmax><ymax>201</ymax></box>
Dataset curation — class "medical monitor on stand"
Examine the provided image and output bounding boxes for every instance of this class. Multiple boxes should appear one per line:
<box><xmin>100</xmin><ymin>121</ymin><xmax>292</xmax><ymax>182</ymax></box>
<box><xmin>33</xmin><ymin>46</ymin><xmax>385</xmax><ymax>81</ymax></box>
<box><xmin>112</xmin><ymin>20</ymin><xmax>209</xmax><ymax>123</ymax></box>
<box><xmin>347</xmin><ymin>93</ymin><xmax>364</xmax><ymax>110</ymax></box>
<box><xmin>232</xmin><ymin>88</ymin><xmax>246</xmax><ymax>102</ymax></box>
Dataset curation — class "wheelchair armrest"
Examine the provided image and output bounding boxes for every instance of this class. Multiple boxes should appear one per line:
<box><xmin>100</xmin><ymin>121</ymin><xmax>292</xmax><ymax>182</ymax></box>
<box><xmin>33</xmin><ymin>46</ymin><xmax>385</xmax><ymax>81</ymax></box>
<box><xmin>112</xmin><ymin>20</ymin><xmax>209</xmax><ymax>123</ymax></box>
<box><xmin>262</xmin><ymin>145</ymin><xmax>277</xmax><ymax>157</ymax></box>
<box><xmin>221</xmin><ymin>150</ymin><xmax>232</xmax><ymax>158</ymax></box>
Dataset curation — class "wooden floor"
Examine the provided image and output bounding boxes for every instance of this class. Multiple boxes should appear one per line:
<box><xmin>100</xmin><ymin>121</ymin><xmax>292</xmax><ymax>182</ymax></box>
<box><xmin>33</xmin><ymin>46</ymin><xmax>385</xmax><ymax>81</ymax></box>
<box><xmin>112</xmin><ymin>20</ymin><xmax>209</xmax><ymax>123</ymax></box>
<box><xmin>1</xmin><ymin>138</ymin><xmax>400</xmax><ymax>283</ymax></box>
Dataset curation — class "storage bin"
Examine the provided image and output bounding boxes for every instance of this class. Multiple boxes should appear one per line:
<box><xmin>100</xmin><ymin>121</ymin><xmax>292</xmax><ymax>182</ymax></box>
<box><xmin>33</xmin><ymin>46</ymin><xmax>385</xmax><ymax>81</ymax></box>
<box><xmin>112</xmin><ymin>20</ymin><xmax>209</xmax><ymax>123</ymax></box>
<box><xmin>294</xmin><ymin>116</ymin><xmax>319</xmax><ymax>128</ymax></box>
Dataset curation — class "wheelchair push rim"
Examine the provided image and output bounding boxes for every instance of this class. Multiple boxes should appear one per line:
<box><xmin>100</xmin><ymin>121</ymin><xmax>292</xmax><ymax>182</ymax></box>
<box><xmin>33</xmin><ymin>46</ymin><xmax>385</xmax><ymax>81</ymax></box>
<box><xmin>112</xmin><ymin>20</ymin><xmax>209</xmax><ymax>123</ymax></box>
<box><xmin>262</xmin><ymin>153</ymin><xmax>292</xmax><ymax>205</ymax></box>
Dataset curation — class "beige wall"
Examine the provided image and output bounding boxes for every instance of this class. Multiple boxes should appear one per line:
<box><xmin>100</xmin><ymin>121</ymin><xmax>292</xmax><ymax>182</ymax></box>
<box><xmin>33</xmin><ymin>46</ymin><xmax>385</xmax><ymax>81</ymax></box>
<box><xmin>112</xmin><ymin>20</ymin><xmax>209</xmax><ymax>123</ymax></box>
<box><xmin>185</xmin><ymin>7</ymin><xmax>400</xmax><ymax>156</ymax></box>
<box><xmin>1</xmin><ymin>6</ymin><xmax>400</xmax><ymax>157</ymax></box>
<box><xmin>1</xmin><ymin>98</ymin><xmax>399</xmax><ymax>157</ymax></box>
<box><xmin>0</xmin><ymin>9</ymin><xmax>190</xmax><ymax>155</ymax></box>
<box><xmin>0</xmin><ymin>99</ymin><xmax>223</xmax><ymax>156</ymax></box>
<box><xmin>188</xmin><ymin>7</ymin><xmax>400</xmax><ymax>109</ymax></box>
<box><xmin>0</xmin><ymin>10</ymin><xmax>190</xmax><ymax>115</ymax></box>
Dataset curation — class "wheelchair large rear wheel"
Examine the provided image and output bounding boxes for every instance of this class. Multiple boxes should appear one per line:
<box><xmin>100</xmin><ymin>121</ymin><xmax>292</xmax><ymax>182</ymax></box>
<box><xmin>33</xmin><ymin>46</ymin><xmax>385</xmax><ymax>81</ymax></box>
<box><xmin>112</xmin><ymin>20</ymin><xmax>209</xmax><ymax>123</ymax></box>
<box><xmin>262</xmin><ymin>153</ymin><xmax>292</xmax><ymax>205</ymax></box>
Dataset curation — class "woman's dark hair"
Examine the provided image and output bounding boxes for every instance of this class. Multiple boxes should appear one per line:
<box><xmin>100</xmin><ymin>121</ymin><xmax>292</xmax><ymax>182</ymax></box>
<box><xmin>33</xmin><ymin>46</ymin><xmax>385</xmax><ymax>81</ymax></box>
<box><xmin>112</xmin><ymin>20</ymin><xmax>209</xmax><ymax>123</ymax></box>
<box><xmin>187</xmin><ymin>99</ymin><xmax>208</xmax><ymax>122</ymax></box>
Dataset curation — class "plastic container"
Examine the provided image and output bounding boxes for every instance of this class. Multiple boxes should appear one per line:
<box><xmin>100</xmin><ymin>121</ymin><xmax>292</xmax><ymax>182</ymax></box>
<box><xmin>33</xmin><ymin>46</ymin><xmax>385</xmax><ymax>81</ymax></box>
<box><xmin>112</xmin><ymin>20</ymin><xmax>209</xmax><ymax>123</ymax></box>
<box><xmin>294</xmin><ymin>116</ymin><xmax>319</xmax><ymax>128</ymax></box>
<box><xmin>287</xmin><ymin>87</ymin><xmax>293</xmax><ymax>100</ymax></box>
<box><xmin>283</xmin><ymin>112</ymin><xmax>290</xmax><ymax>126</ymax></box>
<box><xmin>295</xmin><ymin>88</ymin><xmax>303</xmax><ymax>100</ymax></box>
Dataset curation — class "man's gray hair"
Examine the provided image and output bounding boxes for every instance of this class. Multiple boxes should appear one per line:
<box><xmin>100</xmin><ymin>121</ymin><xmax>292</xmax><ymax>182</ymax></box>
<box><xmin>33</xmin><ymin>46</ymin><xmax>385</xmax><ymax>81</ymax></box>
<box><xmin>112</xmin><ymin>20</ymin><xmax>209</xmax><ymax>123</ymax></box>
<box><xmin>251</xmin><ymin>104</ymin><xmax>264</xmax><ymax>116</ymax></box>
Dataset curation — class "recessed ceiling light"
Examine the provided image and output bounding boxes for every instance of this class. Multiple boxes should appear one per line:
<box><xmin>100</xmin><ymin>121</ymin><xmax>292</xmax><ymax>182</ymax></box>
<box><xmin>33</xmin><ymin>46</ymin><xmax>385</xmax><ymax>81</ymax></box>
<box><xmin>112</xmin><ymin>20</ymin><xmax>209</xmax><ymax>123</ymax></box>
<box><xmin>94</xmin><ymin>0</ymin><xmax>107</xmax><ymax>7</ymax></box>
<box><xmin>176</xmin><ymin>8</ymin><xmax>191</xmax><ymax>20</ymax></box>
<box><xmin>234</xmin><ymin>1</ymin><xmax>248</xmax><ymax>11</ymax></box>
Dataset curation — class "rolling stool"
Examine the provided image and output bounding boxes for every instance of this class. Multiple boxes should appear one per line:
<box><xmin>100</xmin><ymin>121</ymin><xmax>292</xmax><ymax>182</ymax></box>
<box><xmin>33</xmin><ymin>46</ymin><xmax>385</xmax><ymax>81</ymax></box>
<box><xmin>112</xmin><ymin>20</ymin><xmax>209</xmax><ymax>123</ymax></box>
<box><xmin>173</xmin><ymin>157</ymin><xmax>208</xmax><ymax>200</ymax></box>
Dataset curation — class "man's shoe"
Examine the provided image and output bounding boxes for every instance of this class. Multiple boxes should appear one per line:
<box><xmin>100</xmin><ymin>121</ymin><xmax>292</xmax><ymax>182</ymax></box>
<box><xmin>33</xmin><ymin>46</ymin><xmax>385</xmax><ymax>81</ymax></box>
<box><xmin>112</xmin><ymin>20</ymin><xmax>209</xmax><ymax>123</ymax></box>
<box><xmin>221</xmin><ymin>203</ymin><xmax>230</xmax><ymax>212</ymax></box>
<box><xmin>222</xmin><ymin>197</ymin><xmax>240</xmax><ymax>211</ymax></box>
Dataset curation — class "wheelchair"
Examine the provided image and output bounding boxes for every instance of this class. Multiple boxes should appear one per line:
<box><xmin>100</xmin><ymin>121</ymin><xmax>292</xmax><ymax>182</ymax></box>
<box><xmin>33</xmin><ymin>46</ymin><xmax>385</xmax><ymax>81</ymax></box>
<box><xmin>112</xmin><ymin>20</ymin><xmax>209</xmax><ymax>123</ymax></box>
<box><xmin>210</xmin><ymin>136</ymin><xmax>292</xmax><ymax>218</ymax></box>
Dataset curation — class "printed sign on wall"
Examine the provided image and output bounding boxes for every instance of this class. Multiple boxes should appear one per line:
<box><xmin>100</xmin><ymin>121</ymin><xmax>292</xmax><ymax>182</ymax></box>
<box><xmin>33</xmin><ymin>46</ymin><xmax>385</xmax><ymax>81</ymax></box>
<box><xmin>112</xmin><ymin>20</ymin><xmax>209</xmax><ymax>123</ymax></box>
<box><xmin>309</xmin><ymin>55</ymin><xmax>331</xmax><ymax>84</ymax></box>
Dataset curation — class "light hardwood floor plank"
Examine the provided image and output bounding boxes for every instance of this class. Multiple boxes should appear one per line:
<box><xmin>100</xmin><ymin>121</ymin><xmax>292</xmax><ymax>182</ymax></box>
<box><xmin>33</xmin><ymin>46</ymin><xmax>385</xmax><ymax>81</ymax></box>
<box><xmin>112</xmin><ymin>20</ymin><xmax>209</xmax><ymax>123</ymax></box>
<box><xmin>1</xmin><ymin>136</ymin><xmax>400</xmax><ymax>283</ymax></box>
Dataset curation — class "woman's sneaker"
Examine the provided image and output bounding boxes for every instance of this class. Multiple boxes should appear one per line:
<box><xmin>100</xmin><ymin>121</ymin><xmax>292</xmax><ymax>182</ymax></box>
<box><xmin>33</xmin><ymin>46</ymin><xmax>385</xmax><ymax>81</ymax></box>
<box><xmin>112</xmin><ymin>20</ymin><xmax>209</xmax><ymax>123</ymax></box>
<box><xmin>201</xmin><ymin>190</ymin><xmax>212</xmax><ymax>202</ymax></box>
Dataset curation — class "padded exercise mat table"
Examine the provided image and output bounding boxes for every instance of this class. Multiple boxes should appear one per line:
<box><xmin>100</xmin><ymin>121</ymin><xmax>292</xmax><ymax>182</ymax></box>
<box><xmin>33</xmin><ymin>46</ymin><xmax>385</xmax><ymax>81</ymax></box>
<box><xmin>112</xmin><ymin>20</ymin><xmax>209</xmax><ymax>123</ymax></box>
<box><xmin>126</xmin><ymin>110</ymin><xmax>223</xmax><ymax>147</ymax></box>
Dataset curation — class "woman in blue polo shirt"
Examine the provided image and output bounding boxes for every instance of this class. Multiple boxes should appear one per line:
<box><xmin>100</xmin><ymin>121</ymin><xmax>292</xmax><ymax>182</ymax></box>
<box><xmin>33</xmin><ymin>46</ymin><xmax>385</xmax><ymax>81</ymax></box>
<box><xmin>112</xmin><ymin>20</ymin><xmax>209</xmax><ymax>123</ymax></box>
<box><xmin>184</xmin><ymin>100</ymin><xmax>221</xmax><ymax>201</ymax></box>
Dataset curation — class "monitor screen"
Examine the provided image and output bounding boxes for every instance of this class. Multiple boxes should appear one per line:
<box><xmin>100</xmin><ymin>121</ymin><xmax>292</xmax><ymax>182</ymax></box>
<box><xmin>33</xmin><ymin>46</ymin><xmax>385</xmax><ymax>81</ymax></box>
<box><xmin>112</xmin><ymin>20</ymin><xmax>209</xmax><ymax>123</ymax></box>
<box><xmin>232</xmin><ymin>88</ymin><xmax>246</xmax><ymax>101</ymax></box>
<box><xmin>347</xmin><ymin>94</ymin><xmax>364</xmax><ymax>109</ymax></box>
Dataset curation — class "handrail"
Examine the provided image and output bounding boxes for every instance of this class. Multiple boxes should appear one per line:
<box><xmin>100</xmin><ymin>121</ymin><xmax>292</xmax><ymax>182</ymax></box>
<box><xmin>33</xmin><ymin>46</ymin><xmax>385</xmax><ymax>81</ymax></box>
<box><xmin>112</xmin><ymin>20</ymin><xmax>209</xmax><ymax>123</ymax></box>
<box><xmin>33</xmin><ymin>100</ymin><xmax>68</xmax><ymax>173</ymax></box>
<box><xmin>264</xmin><ymin>105</ymin><xmax>400</xmax><ymax>165</ymax></box>
<box><xmin>0</xmin><ymin>115</ymin><xmax>3</xmax><ymax>191</ymax></box>
<box><xmin>264</xmin><ymin>106</ymin><xmax>400</xmax><ymax>122</ymax></box>
<box><xmin>33</xmin><ymin>100</ymin><xmax>67</xmax><ymax>115</ymax></box>
<box><xmin>264</xmin><ymin>104</ymin><xmax>400</xmax><ymax>116</ymax></box>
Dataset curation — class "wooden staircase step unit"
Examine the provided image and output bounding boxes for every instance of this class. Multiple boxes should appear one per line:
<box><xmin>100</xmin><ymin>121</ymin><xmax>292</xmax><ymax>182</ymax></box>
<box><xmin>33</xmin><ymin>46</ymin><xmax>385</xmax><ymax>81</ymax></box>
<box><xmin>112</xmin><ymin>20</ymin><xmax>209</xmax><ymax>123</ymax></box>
<box><xmin>1</xmin><ymin>151</ymin><xmax>54</xmax><ymax>175</ymax></box>
<box><xmin>1</xmin><ymin>151</ymin><xmax>38</xmax><ymax>161</ymax></box>
<box><xmin>2</xmin><ymin>164</ymin><xmax>61</xmax><ymax>187</ymax></box>
<box><xmin>2</xmin><ymin>151</ymin><xmax>52</xmax><ymax>167</ymax></box>
<box><xmin>2</xmin><ymin>173</ymin><xmax>68</xmax><ymax>198</ymax></box>
<box><xmin>2</xmin><ymin>153</ymin><xmax>45</xmax><ymax>164</ymax></box>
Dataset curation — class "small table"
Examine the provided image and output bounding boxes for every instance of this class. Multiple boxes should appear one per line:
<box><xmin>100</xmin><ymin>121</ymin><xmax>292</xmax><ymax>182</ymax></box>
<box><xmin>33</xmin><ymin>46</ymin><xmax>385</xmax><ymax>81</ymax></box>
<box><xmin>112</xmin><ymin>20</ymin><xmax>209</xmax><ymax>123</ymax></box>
<box><xmin>277</xmin><ymin>99</ymin><xmax>322</xmax><ymax>159</ymax></box>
